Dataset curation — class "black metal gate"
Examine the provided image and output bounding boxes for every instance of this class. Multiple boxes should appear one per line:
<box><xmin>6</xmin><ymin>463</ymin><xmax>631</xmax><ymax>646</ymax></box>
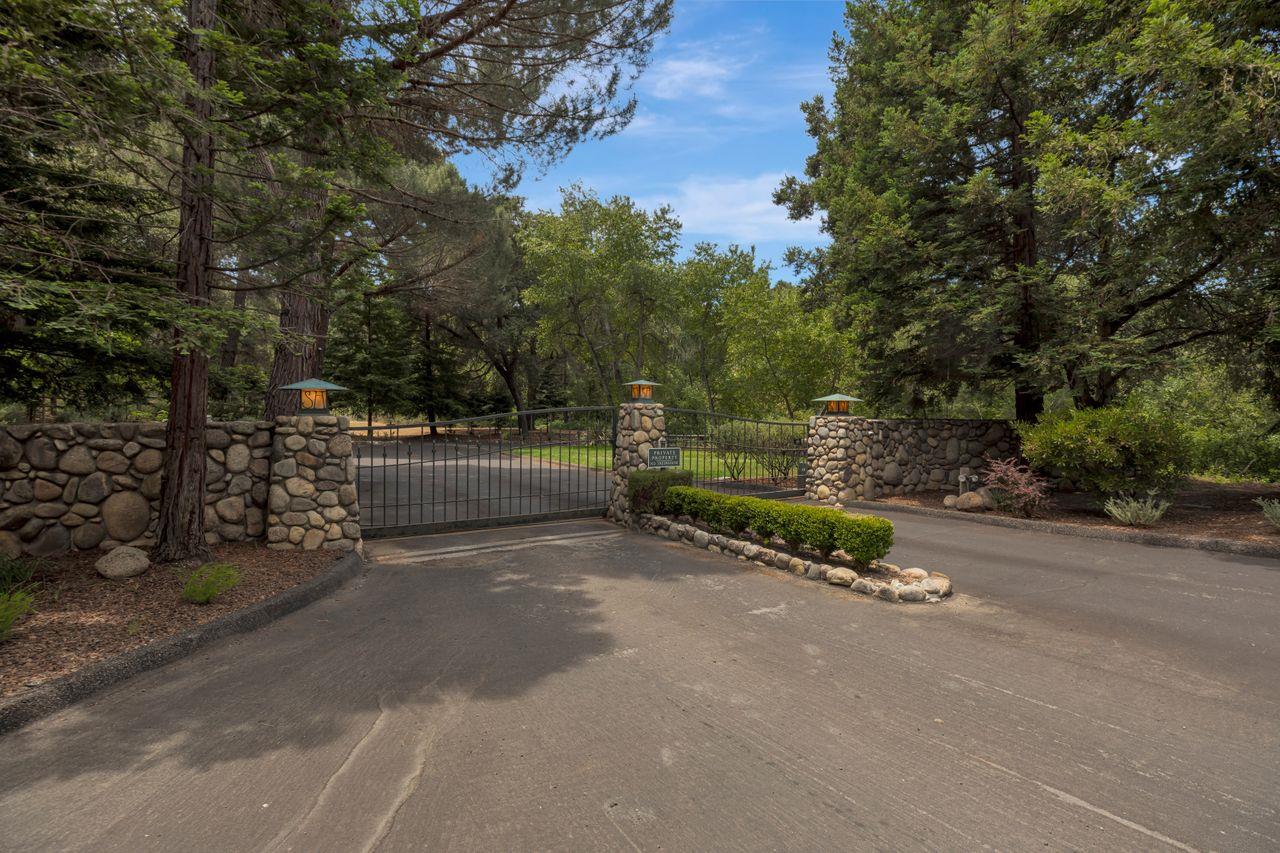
<box><xmin>663</xmin><ymin>409</ymin><xmax>807</xmax><ymax>499</ymax></box>
<box><xmin>356</xmin><ymin>407</ymin><xmax>616</xmax><ymax>537</ymax></box>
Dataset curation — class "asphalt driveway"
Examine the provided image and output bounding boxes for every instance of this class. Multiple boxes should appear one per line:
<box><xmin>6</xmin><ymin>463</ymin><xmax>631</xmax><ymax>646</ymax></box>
<box><xmin>1</xmin><ymin>513</ymin><xmax>1277</xmax><ymax>851</ymax></box>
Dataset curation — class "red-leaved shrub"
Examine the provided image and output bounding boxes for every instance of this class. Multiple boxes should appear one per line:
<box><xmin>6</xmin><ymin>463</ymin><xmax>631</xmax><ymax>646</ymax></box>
<box><xmin>982</xmin><ymin>456</ymin><xmax>1050</xmax><ymax>517</ymax></box>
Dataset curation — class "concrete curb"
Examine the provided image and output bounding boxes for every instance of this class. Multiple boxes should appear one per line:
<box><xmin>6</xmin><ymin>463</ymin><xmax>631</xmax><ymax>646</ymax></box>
<box><xmin>836</xmin><ymin>499</ymin><xmax>1280</xmax><ymax>560</ymax></box>
<box><xmin>0</xmin><ymin>551</ymin><xmax>367</xmax><ymax>737</ymax></box>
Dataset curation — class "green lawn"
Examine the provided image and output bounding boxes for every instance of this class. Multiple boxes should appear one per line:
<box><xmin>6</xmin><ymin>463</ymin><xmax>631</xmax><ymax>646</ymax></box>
<box><xmin>513</xmin><ymin>444</ymin><xmax>801</xmax><ymax>483</ymax></box>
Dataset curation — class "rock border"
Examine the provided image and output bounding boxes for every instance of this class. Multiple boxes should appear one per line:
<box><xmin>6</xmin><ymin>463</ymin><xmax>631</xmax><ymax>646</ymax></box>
<box><xmin>635</xmin><ymin>513</ymin><xmax>952</xmax><ymax>604</ymax></box>
<box><xmin>838</xmin><ymin>498</ymin><xmax>1280</xmax><ymax>560</ymax></box>
<box><xmin>0</xmin><ymin>551</ymin><xmax>366</xmax><ymax>737</ymax></box>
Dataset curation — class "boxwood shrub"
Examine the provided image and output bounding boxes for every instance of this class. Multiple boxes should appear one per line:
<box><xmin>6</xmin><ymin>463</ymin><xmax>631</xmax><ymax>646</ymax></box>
<box><xmin>658</xmin><ymin>486</ymin><xmax>893</xmax><ymax>566</ymax></box>
<box><xmin>626</xmin><ymin>469</ymin><xmax>693</xmax><ymax>514</ymax></box>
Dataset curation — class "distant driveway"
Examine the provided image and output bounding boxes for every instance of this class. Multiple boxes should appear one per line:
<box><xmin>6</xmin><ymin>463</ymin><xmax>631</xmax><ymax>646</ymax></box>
<box><xmin>1</xmin><ymin>516</ymin><xmax>1277</xmax><ymax>851</ymax></box>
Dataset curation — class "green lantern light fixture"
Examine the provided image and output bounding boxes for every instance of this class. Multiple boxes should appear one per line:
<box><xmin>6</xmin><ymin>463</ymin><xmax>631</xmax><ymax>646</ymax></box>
<box><xmin>622</xmin><ymin>379</ymin><xmax>661</xmax><ymax>402</ymax></box>
<box><xmin>812</xmin><ymin>393</ymin><xmax>862</xmax><ymax>415</ymax></box>
<box><xmin>278</xmin><ymin>378</ymin><xmax>348</xmax><ymax>414</ymax></box>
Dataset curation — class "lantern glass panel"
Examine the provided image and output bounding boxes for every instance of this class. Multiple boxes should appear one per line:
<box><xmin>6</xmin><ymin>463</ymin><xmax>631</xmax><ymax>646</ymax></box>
<box><xmin>301</xmin><ymin>389</ymin><xmax>327</xmax><ymax>411</ymax></box>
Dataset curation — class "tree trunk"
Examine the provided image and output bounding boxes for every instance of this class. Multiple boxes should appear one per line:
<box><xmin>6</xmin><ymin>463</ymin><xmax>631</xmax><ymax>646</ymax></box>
<box><xmin>420</xmin><ymin>309</ymin><xmax>440</xmax><ymax>436</ymax></box>
<box><xmin>153</xmin><ymin>0</ymin><xmax>216</xmax><ymax>563</ymax></box>
<box><xmin>1007</xmin><ymin>74</ymin><xmax>1044</xmax><ymax>424</ymax></box>
<box><xmin>263</xmin><ymin>288</ymin><xmax>331</xmax><ymax>418</ymax></box>
<box><xmin>217</xmin><ymin>285</ymin><xmax>248</xmax><ymax>370</ymax></box>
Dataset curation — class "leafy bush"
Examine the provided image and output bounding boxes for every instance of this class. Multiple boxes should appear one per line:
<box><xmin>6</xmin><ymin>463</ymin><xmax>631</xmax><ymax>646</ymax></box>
<box><xmin>746</xmin><ymin>499</ymin><xmax>787</xmax><ymax>540</ymax></box>
<box><xmin>662</xmin><ymin>485</ymin><xmax>692</xmax><ymax>516</ymax></box>
<box><xmin>656</xmin><ymin>487</ymin><xmax>893</xmax><ymax>566</ymax></box>
<box><xmin>1129</xmin><ymin>362</ymin><xmax>1280</xmax><ymax>482</ymax></box>
<box><xmin>1103</xmin><ymin>494</ymin><xmax>1171</xmax><ymax>527</ymax></box>
<box><xmin>626</xmin><ymin>469</ymin><xmax>693</xmax><ymax>514</ymax></box>
<box><xmin>982</xmin><ymin>456</ymin><xmax>1050</xmax><ymax>516</ymax></box>
<box><xmin>181</xmin><ymin>563</ymin><xmax>240</xmax><ymax>605</ymax></box>
<box><xmin>832</xmin><ymin>514</ymin><xmax>896</xmax><ymax>566</ymax></box>
<box><xmin>710</xmin><ymin>422</ymin><xmax>753</xmax><ymax>481</ymax></box>
<box><xmin>1020</xmin><ymin>401</ymin><xmax>1190</xmax><ymax>496</ymax></box>
<box><xmin>720</xmin><ymin>497</ymin><xmax>755</xmax><ymax>535</ymax></box>
<box><xmin>1257</xmin><ymin>498</ymin><xmax>1280</xmax><ymax>530</ymax></box>
<box><xmin>0</xmin><ymin>588</ymin><xmax>35</xmax><ymax>642</ymax></box>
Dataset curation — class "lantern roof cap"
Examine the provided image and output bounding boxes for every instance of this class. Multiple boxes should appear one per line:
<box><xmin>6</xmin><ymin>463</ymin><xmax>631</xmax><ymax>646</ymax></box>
<box><xmin>622</xmin><ymin>378</ymin><xmax>661</xmax><ymax>386</ymax></box>
<box><xmin>278</xmin><ymin>378</ymin><xmax>348</xmax><ymax>391</ymax></box>
<box><xmin>812</xmin><ymin>393</ymin><xmax>862</xmax><ymax>403</ymax></box>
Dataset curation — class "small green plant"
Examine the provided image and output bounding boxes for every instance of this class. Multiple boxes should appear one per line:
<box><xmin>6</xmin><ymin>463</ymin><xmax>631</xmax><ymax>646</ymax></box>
<box><xmin>181</xmin><ymin>562</ymin><xmax>240</xmax><ymax>604</ymax></box>
<box><xmin>0</xmin><ymin>588</ymin><xmax>35</xmax><ymax>642</ymax></box>
<box><xmin>626</xmin><ymin>469</ymin><xmax>693</xmax><ymax>514</ymax></box>
<box><xmin>125</xmin><ymin>617</ymin><xmax>143</xmax><ymax>637</ymax></box>
<box><xmin>0</xmin><ymin>554</ymin><xmax>37</xmax><ymax>594</ymax></box>
<box><xmin>1103</xmin><ymin>493</ymin><xmax>1171</xmax><ymax>527</ymax></box>
<box><xmin>1257</xmin><ymin>497</ymin><xmax>1280</xmax><ymax>530</ymax></box>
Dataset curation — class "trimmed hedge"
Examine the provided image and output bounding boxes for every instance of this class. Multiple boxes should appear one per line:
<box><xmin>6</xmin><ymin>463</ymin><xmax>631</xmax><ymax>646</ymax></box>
<box><xmin>626</xmin><ymin>468</ymin><xmax>693</xmax><ymax>514</ymax></box>
<box><xmin>662</xmin><ymin>486</ymin><xmax>893</xmax><ymax>566</ymax></box>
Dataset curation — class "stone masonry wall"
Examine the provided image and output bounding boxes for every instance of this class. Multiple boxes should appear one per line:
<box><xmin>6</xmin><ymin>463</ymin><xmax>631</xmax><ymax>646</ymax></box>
<box><xmin>265</xmin><ymin>415</ymin><xmax>361</xmax><ymax>552</ymax></box>
<box><xmin>807</xmin><ymin>416</ymin><xmax>1013</xmax><ymax>505</ymax></box>
<box><xmin>608</xmin><ymin>402</ymin><xmax>666</xmax><ymax>524</ymax></box>
<box><xmin>0</xmin><ymin>420</ymin><xmax>272</xmax><ymax>558</ymax></box>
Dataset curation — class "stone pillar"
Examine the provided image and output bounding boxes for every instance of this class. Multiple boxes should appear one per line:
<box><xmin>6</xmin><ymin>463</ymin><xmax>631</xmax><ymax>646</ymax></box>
<box><xmin>266</xmin><ymin>415</ymin><xmax>362</xmax><ymax>552</ymax></box>
<box><xmin>608</xmin><ymin>402</ymin><xmax>665</xmax><ymax>524</ymax></box>
<box><xmin>804</xmin><ymin>413</ymin><xmax>858</xmax><ymax>506</ymax></box>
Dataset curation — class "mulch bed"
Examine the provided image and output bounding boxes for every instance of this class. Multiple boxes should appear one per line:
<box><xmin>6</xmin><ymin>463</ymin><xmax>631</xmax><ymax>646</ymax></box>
<box><xmin>879</xmin><ymin>478</ymin><xmax>1280</xmax><ymax>546</ymax></box>
<box><xmin>1</xmin><ymin>544</ymin><xmax>339</xmax><ymax>699</ymax></box>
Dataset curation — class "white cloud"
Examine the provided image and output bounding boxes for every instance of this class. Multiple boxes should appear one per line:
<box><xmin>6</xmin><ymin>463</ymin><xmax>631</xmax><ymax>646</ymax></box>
<box><xmin>638</xmin><ymin>172</ymin><xmax>825</xmax><ymax>244</ymax></box>
<box><xmin>645</xmin><ymin>56</ymin><xmax>739</xmax><ymax>99</ymax></box>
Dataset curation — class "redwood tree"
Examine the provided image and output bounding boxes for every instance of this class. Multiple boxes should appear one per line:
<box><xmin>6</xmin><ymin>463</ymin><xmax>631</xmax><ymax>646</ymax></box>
<box><xmin>153</xmin><ymin>0</ymin><xmax>218</xmax><ymax>562</ymax></box>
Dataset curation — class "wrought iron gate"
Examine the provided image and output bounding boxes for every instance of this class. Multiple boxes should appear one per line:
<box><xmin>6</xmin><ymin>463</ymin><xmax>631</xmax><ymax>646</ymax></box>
<box><xmin>663</xmin><ymin>409</ymin><xmax>807</xmax><ymax>499</ymax></box>
<box><xmin>356</xmin><ymin>407</ymin><xmax>615</xmax><ymax>537</ymax></box>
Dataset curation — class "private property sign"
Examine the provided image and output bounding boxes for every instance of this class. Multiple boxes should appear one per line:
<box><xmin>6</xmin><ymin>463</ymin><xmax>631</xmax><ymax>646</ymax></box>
<box><xmin>646</xmin><ymin>446</ymin><xmax>682</xmax><ymax>469</ymax></box>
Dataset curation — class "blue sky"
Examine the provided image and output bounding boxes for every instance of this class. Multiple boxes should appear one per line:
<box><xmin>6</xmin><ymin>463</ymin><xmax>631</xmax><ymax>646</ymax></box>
<box><xmin>458</xmin><ymin>0</ymin><xmax>845</xmax><ymax>279</ymax></box>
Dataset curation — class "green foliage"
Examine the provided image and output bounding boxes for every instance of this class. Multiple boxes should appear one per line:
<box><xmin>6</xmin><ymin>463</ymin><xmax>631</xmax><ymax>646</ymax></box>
<box><xmin>658</xmin><ymin>487</ymin><xmax>893</xmax><ymax>566</ymax></box>
<box><xmin>626</xmin><ymin>469</ymin><xmax>692</xmax><ymax>515</ymax></box>
<box><xmin>831</xmin><ymin>514</ymin><xmax>896</xmax><ymax>567</ymax></box>
<box><xmin>181</xmin><ymin>563</ymin><xmax>240</xmax><ymax>605</ymax></box>
<box><xmin>0</xmin><ymin>555</ymin><xmax>37</xmax><ymax>594</ymax></box>
<box><xmin>720</xmin><ymin>278</ymin><xmax>859</xmax><ymax>419</ymax></box>
<box><xmin>1021</xmin><ymin>402</ymin><xmax>1191</xmax><ymax>495</ymax></box>
<box><xmin>1103</xmin><ymin>494</ymin><xmax>1172</xmax><ymax>527</ymax></box>
<box><xmin>1129</xmin><ymin>361</ymin><xmax>1280</xmax><ymax>482</ymax></box>
<box><xmin>0</xmin><ymin>588</ymin><xmax>35</xmax><ymax>642</ymax></box>
<box><xmin>778</xmin><ymin>0</ymin><xmax>1280</xmax><ymax>418</ymax></box>
<box><xmin>1257</xmin><ymin>498</ymin><xmax>1280</xmax><ymax>531</ymax></box>
<box><xmin>521</xmin><ymin>185</ymin><xmax>681</xmax><ymax>404</ymax></box>
<box><xmin>719</xmin><ymin>497</ymin><xmax>755</xmax><ymax>535</ymax></box>
<box><xmin>773</xmin><ymin>505</ymin><xmax>844</xmax><ymax>556</ymax></box>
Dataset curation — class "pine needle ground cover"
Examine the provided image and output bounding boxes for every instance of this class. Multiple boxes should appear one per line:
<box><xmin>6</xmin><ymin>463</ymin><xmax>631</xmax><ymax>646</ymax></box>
<box><xmin>0</xmin><ymin>545</ymin><xmax>339</xmax><ymax>699</ymax></box>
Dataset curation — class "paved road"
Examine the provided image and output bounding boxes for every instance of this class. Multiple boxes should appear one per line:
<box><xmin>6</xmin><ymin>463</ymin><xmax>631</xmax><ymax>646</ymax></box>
<box><xmin>2</xmin><ymin>514</ymin><xmax>1278</xmax><ymax>851</ymax></box>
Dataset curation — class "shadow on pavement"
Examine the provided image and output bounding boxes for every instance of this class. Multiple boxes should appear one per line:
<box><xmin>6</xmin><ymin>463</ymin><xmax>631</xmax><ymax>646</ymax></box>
<box><xmin>0</xmin><ymin>530</ymin><xmax>736</xmax><ymax>793</ymax></box>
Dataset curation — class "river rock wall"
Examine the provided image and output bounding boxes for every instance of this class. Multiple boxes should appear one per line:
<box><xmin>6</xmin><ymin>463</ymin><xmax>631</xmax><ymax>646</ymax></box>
<box><xmin>0</xmin><ymin>421</ymin><xmax>272</xmax><ymax>558</ymax></box>
<box><xmin>806</xmin><ymin>416</ymin><xmax>1014</xmax><ymax>504</ymax></box>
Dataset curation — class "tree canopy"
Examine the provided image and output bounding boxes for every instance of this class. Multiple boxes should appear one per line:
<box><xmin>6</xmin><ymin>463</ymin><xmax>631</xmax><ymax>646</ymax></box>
<box><xmin>777</xmin><ymin>0</ymin><xmax>1280</xmax><ymax>419</ymax></box>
